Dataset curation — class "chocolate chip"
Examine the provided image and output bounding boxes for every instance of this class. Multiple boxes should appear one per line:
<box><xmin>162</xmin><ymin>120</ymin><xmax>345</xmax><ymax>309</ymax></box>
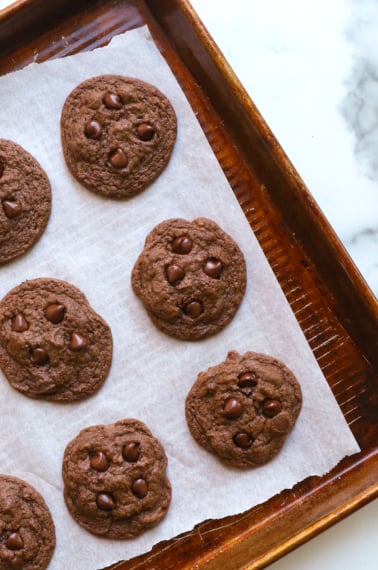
<box><xmin>30</xmin><ymin>347</ymin><xmax>49</xmax><ymax>365</ymax></box>
<box><xmin>271</xmin><ymin>415</ymin><xmax>291</xmax><ymax>435</ymax></box>
<box><xmin>108</xmin><ymin>148</ymin><xmax>128</xmax><ymax>169</ymax></box>
<box><xmin>222</xmin><ymin>398</ymin><xmax>242</xmax><ymax>419</ymax></box>
<box><xmin>233</xmin><ymin>432</ymin><xmax>253</xmax><ymax>449</ymax></box>
<box><xmin>131</xmin><ymin>478</ymin><xmax>148</xmax><ymax>498</ymax></box>
<box><xmin>103</xmin><ymin>92</ymin><xmax>122</xmax><ymax>109</ymax></box>
<box><xmin>12</xmin><ymin>313</ymin><xmax>28</xmax><ymax>332</ymax></box>
<box><xmin>45</xmin><ymin>303</ymin><xmax>65</xmax><ymax>324</ymax></box>
<box><xmin>96</xmin><ymin>493</ymin><xmax>116</xmax><ymax>511</ymax></box>
<box><xmin>262</xmin><ymin>399</ymin><xmax>282</xmax><ymax>418</ymax></box>
<box><xmin>5</xmin><ymin>532</ymin><xmax>23</xmax><ymax>550</ymax></box>
<box><xmin>204</xmin><ymin>258</ymin><xmax>222</xmax><ymax>279</ymax></box>
<box><xmin>137</xmin><ymin>123</ymin><xmax>156</xmax><ymax>141</ymax></box>
<box><xmin>184</xmin><ymin>300</ymin><xmax>203</xmax><ymax>318</ymax></box>
<box><xmin>2</xmin><ymin>200</ymin><xmax>22</xmax><ymax>219</ymax></box>
<box><xmin>0</xmin><ymin>161</ymin><xmax>4</xmax><ymax>177</ymax></box>
<box><xmin>237</xmin><ymin>372</ymin><xmax>257</xmax><ymax>389</ymax></box>
<box><xmin>171</xmin><ymin>235</ymin><xmax>192</xmax><ymax>254</ymax></box>
<box><xmin>90</xmin><ymin>451</ymin><xmax>109</xmax><ymax>472</ymax></box>
<box><xmin>166</xmin><ymin>264</ymin><xmax>185</xmax><ymax>285</ymax></box>
<box><xmin>69</xmin><ymin>332</ymin><xmax>87</xmax><ymax>351</ymax></box>
<box><xmin>84</xmin><ymin>119</ymin><xmax>103</xmax><ymax>139</ymax></box>
<box><xmin>122</xmin><ymin>442</ymin><xmax>140</xmax><ymax>463</ymax></box>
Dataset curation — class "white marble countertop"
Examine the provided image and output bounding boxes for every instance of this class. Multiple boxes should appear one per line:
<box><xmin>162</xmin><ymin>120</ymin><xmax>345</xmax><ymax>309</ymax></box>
<box><xmin>0</xmin><ymin>0</ymin><xmax>377</xmax><ymax>568</ymax></box>
<box><xmin>190</xmin><ymin>3</ymin><xmax>377</xmax><ymax>569</ymax></box>
<box><xmin>191</xmin><ymin>0</ymin><xmax>378</xmax><ymax>299</ymax></box>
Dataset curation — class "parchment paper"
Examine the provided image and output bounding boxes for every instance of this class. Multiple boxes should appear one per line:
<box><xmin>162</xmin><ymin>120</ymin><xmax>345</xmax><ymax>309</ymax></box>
<box><xmin>0</xmin><ymin>27</ymin><xmax>359</xmax><ymax>569</ymax></box>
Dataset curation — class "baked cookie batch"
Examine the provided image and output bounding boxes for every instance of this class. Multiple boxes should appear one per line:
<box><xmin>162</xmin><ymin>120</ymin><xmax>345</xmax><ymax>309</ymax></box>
<box><xmin>131</xmin><ymin>217</ymin><xmax>247</xmax><ymax>340</ymax></box>
<box><xmin>0</xmin><ymin>475</ymin><xmax>56</xmax><ymax>570</ymax></box>
<box><xmin>0</xmin><ymin>278</ymin><xmax>112</xmax><ymax>402</ymax></box>
<box><xmin>0</xmin><ymin>74</ymin><xmax>302</xmax><ymax>566</ymax></box>
<box><xmin>186</xmin><ymin>350</ymin><xmax>302</xmax><ymax>469</ymax></box>
<box><xmin>62</xmin><ymin>419</ymin><xmax>171</xmax><ymax>539</ymax></box>
<box><xmin>60</xmin><ymin>75</ymin><xmax>177</xmax><ymax>199</ymax></box>
<box><xmin>0</xmin><ymin>139</ymin><xmax>51</xmax><ymax>265</ymax></box>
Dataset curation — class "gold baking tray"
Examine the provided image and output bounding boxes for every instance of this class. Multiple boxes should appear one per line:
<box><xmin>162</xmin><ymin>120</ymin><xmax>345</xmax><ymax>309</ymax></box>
<box><xmin>0</xmin><ymin>1</ymin><xmax>377</xmax><ymax>568</ymax></box>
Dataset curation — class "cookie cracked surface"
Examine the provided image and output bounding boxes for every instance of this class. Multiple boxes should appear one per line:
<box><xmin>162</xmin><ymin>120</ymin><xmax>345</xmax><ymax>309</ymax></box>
<box><xmin>0</xmin><ymin>139</ymin><xmax>51</xmax><ymax>265</ymax></box>
<box><xmin>0</xmin><ymin>475</ymin><xmax>55</xmax><ymax>570</ymax></box>
<box><xmin>185</xmin><ymin>351</ymin><xmax>302</xmax><ymax>468</ymax></box>
<box><xmin>0</xmin><ymin>278</ymin><xmax>112</xmax><ymax>402</ymax></box>
<box><xmin>62</xmin><ymin>419</ymin><xmax>171</xmax><ymax>539</ymax></box>
<box><xmin>131</xmin><ymin>218</ymin><xmax>247</xmax><ymax>340</ymax></box>
<box><xmin>61</xmin><ymin>74</ymin><xmax>177</xmax><ymax>199</ymax></box>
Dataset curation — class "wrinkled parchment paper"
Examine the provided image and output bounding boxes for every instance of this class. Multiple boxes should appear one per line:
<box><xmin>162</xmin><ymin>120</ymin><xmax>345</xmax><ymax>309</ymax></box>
<box><xmin>0</xmin><ymin>27</ymin><xmax>359</xmax><ymax>569</ymax></box>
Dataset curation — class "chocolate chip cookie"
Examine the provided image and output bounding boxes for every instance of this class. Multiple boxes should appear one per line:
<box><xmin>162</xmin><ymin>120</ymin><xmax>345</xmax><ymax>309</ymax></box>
<box><xmin>60</xmin><ymin>75</ymin><xmax>177</xmax><ymax>199</ymax></box>
<box><xmin>0</xmin><ymin>278</ymin><xmax>112</xmax><ymax>402</ymax></box>
<box><xmin>0</xmin><ymin>139</ymin><xmax>51</xmax><ymax>265</ymax></box>
<box><xmin>185</xmin><ymin>351</ymin><xmax>302</xmax><ymax>468</ymax></box>
<box><xmin>131</xmin><ymin>218</ymin><xmax>247</xmax><ymax>340</ymax></box>
<box><xmin>0</xmin><ymin>475</ymin><xmax>55</xmax><ymax>569</ymax></box>
<box><xmin>62</xmin><ymin>419</ymin><xmax>171</xmax><ymax>539</ymax></box>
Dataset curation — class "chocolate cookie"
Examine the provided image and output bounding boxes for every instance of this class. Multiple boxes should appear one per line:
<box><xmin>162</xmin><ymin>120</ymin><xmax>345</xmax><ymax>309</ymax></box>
<box><xmin>0</xmin><ymin>475</ymin><xmax>55</xmax><ymax>569</ymax></box>
<box><xmin>60</xmin><ymin>74</ymin><xmax>177</xmax><ymax>199</ymax></box>
<box><xmin>185</xmin><ymin>351</ymin><xmax>302</xmax><ymax>468</ymax></box>
<box><xmin>62</xmin><ymin>419</ymin><xmax>171</xmax><ymax>539</ymax></box>
<box><xmin>131</xmin><ymin>218</ymin><xmax>247</xmax><ymax>340</ymax></box>
<box><xmin>0</xmin><ymin>278</ymin><xmax>112</xmax><ymax>402</ymax></box>
<box><xmin>0</xmin><ymin>139</ymin><xmax>51</xmax><ymax>265</ymax></box>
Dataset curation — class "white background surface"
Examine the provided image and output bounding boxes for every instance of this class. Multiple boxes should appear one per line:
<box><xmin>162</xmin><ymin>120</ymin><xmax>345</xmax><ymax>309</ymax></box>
<box><xmin>0</xmin><ymin>0</ymin><xmax>377</xmax><ymax>568</ymax></box>
<box><xmin>191</xmin><ymin>0</ymin><xmax>378</xmax><ymax>297</ymax></box>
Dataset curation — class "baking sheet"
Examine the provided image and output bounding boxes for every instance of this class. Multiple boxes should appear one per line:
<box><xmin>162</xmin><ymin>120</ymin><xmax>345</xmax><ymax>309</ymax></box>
<box><xmin>0</xmin><ymin>26</ymin><xmax>360</xmax><ymax>570</ymax></box>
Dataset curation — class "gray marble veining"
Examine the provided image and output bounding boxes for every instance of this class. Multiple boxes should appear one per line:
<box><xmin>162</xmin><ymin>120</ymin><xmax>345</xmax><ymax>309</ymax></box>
<box><xmin>341</xmin><ymin>0</ymin><xmax>378</xmax><ymax>290</ymax></box>
<box><xmin>191</xmin><ymin>0</ymin><xmax>378</xmax><ymax>296</ymax></box>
